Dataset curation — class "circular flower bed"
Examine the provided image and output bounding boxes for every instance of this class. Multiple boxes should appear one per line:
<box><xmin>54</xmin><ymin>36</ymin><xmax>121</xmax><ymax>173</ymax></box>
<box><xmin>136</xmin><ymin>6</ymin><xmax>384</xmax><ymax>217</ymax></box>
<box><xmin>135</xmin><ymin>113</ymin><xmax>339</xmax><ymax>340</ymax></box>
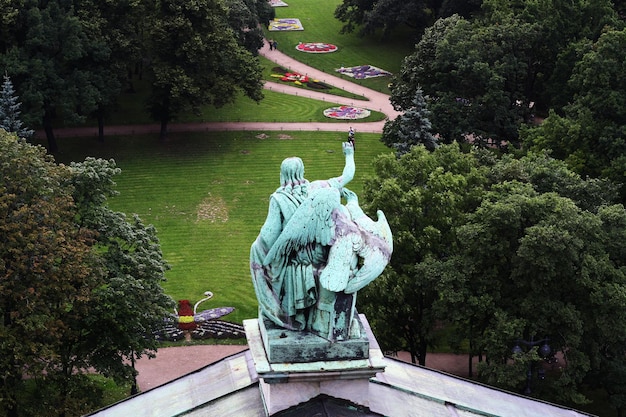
<box><xmin>296</xmin><ymin>42</ymin><xmax>338</xmax><ymax>53</ymax></box>
<box><xmin>323</xmin><ymin>106</ymin><xmax>371</xmax><ymax>120</ymax></box>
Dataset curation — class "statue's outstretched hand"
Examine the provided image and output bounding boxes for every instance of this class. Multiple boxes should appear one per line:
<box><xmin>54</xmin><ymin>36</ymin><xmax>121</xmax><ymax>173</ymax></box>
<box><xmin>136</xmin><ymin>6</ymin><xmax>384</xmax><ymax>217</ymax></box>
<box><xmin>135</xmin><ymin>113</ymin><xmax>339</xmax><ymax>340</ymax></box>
<box><xmin>342</xmin><ymin>141</ymin><xmax>354</xmax><ymax>156</ymax></box>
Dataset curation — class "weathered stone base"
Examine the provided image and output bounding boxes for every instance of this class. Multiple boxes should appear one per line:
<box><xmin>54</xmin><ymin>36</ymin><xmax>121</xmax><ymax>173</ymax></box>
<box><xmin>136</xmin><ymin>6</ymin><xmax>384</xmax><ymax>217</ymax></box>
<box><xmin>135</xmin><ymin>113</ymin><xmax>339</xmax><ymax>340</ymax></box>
<box><xmin>243</xmin><ymin>314</ymin><xmax>386</xmax><ymax>415</ymax></box>
<box><xmin>258</xmin><ymin>315</ymin><xmax>369</xmax><ymax>363</ymax></box>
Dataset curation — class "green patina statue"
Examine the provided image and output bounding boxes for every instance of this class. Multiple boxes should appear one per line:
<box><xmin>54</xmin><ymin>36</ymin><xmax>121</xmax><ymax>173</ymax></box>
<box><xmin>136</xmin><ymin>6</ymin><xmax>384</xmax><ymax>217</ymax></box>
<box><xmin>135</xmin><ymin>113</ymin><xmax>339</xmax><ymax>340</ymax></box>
<box><xmin>250</xmin><ymin>142</ymin><xmax>393</xmax><ymax>343</ymax></box>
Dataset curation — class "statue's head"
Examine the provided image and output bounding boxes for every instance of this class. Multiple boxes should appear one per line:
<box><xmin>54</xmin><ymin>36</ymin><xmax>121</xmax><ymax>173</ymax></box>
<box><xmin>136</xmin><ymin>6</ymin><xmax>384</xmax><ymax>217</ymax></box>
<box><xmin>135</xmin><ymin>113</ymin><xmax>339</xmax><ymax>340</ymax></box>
<box><xmin>280</xmin><ymin>157</ymin><xmax>305</xmax><ymax>187</ymax></box>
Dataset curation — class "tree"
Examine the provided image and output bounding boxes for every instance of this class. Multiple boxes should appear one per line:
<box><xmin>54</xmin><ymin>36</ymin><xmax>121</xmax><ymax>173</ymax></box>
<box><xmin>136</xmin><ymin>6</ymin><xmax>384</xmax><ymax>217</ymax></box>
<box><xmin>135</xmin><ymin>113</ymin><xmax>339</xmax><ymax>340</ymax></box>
<box><xmin>381</xmin><ymin>88</ymin><xmax>438</xmax><ymax>155</ymax></box>
<box><xmin>76</xmin><ymin>0</ymin><xmax>152</xmax><ymax>142</ymax></box>
<box><xmin>334</xmin><ymin>0</ymin><xmax>481</xmax><ymax>38</ymax></box>
<box><xmin>0</xmin><ymin>131</ymin><xmax>99</xmax><ymax>416</ymax></box>
<box><xmin>226</xmin><ymin>0</ymin><xmax>274</xmax><ymax>54</ymax></box>
<box><xmin>452</xmin><ymin>175</ymin><xmax>626</xmax><ymax>406</ymax></box>
<box><xmin>146</xmin><ymin>0</ymin><xmax>264</xmax><ymax>141</ymax></box>
<box><xmin>0</xmin><ymin>132</ymin><xmax>174</xmax><ymax>416</ymax></box>
<box><xmin>0</xmin><ymin>73</ymin><xmax>33</xmax><ymax>138</ymax></box>
<box><xmin>361</xmin><ymin>144</ymin><xmax>626</xmax><ymax>410</ymax></box>
<box><xmin>358</xmin><ymin>143</ymin><xmax>488</xmax><ymax>365</ymax></box>
<box><xmin>391</xmin><ymin>14</ymin><xmax>540</xmax><ymax>147</ymax></box>
<box><xmin>66</xmin><ymin>157</ymin><xmax>175</xmax><ymax>394</ymax></box>
<box><xmin>480</xmin><ymin>0</ymin><xmax>618</xmax><ymax>113</ymax></box>
<box><xmin>522</xmin><ymin>27</ymin><xmax>626</xmax><ymax>202</ymax></box>
<box><xmin>0</xmin><ymin>0</ymin><xmax>111</xmax><ymax>152</ymax></box>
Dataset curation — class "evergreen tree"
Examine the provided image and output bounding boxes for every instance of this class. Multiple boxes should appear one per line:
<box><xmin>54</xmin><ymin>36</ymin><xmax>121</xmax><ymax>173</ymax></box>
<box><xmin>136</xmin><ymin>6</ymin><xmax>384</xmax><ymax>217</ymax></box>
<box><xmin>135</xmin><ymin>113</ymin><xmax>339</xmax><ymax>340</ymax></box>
<box><xmin>0</xmin><ymin>74</ymin><xmax>33</xmax><ymax>139</ymax></box>
<box><xmin>381</xmin><ymin>88</ymin><xmax>438</xmax><ymax>155</ymax></box>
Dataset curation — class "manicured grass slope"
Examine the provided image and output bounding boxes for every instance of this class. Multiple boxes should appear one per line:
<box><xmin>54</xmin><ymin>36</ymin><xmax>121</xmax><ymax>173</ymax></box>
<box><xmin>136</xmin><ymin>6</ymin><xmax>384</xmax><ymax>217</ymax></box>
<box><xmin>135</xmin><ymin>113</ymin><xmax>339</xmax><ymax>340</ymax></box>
<box><xmin>50</xmin><ymin>131</ymin><xmax>390</xmax><ymax>323</ymax></box>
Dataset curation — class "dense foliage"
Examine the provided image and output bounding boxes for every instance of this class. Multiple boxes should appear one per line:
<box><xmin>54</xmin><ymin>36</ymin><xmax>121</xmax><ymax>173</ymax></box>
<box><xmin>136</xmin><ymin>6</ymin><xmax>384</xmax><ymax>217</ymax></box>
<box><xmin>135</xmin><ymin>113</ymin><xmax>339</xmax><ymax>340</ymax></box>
<box><xmin>0</xmin><ymin>0</ymin><xmax>269</xmax><ymax>150</ymax></box>
<box><xmin>0</xmin><ymin>131</ymin><xmax>174</xmax><ymax>417</ymax></box>
<box><xmin>388</xmin><ymin>0</ymin><xmax>620</xmax><ymax>149</ymax></box>
<box><xmin>334</xmin><ymin>0</ymin><xmax>481</xmax><ymax>38</ymax></box>
<box><xmin>360</xmin><ymin>144</ymin><xmax>626</xmax><ymax>408</ymax></box>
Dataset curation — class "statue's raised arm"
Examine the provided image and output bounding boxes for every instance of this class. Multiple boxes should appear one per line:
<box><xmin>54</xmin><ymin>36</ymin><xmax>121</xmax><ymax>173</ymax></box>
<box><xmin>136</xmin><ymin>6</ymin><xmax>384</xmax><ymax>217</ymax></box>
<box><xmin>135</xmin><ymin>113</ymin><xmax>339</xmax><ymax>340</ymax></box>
<box><xmin>310</xmin><ymin>141</ymin><xmax>355</xmax><ymax>191</ymax></box>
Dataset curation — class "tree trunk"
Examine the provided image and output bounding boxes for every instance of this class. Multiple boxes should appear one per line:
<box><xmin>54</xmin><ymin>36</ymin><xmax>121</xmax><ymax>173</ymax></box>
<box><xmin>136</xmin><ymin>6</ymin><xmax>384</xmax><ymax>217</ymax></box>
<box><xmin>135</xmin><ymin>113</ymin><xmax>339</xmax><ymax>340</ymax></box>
<box><xmin>43</xmin><ymin>109</ymin><xmax>58</xmax><ymax>153</ymax></box>
<box><xmin>97</xmin><ymin>108</ymin><xmax>105</xmax><ymax>143</ymax></box>
<box><xmin>159</xmin><ymin>117</ymin><xmax>168</xmax><ymax>142</ymax></box>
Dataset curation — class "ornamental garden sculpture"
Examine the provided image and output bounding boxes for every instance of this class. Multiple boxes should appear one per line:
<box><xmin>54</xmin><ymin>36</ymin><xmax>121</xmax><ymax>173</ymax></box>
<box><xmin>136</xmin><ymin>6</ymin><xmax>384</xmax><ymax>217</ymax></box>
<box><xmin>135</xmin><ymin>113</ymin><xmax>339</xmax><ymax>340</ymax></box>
<box><xmin>249</xmin><ymin>141</ymin><xmax>392</xmax><ymax>361</ymax></box>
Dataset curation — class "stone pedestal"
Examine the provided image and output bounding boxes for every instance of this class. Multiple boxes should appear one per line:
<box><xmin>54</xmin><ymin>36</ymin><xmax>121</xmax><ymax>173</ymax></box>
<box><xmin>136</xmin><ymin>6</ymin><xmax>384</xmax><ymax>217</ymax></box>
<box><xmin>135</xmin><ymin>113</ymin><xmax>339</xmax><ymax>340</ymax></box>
<box><xmin>258</xmin><ymin>315</ymin><xmax>369</xmax><ymax>363</ymax></box>
<box><xmin>243</xmin><ymin>314</ymin><xmax>386</xmax><ymax>415</ymax></box>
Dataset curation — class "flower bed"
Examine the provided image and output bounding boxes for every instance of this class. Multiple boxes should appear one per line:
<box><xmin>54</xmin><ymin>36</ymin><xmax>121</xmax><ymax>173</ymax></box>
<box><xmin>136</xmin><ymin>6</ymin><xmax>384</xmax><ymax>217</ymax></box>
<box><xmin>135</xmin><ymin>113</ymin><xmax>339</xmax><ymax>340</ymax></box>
<box><xmin>269</xmin><ymin>18</ymin><xmax>304</xmax><ymax>31</ymax></box>
<box><xmin>323</xmin><ymin>106</ymin><xmax>371</xmax><ymax>120</ymax></box>
<box><xmin>296</xmin><ymin>42</ymin><xmax>338</xmax><ymax>53</ymax></box>
<box><xmin>269</xmin><ymin>0</ymin><xmax>288</xmax><ymax>6</ymax></box>
<box><xmin>280</xmin><ymin>72</ymin><xmax>310</xmax><ymax>83</ymax></box>
<box><xmin>335</xmin><ymin>65</ymin><xmax>391</xmax><ymax>79</ymax></box>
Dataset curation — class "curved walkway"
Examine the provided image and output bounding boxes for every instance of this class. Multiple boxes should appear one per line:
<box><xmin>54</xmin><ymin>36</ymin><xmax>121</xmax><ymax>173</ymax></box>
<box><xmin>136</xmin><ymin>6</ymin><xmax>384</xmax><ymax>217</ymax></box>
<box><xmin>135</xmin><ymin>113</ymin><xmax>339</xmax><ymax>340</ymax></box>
<box><xmin>37</xmin><ymin>40</ymin><xmax>399</xmax><ymax>139</ymax></box>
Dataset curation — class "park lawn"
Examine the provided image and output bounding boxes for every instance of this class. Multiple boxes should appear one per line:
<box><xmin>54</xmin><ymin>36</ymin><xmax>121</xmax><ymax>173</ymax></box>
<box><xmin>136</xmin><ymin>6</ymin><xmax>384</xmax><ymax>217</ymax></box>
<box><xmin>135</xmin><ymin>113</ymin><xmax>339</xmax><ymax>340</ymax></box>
<box><xmin>265</xmin><ymin>0</ymin><xmax>415</xmax><ymax>93</ymax></box>
<box><xmin>104</xmin><ymin>82</ymin><xmax>384</xmax><ymax>125</ymax></box>
<box><xmin>46</xmin><ymin>130</ymin><xmax>391</xmax><ymax>323</ymax></box>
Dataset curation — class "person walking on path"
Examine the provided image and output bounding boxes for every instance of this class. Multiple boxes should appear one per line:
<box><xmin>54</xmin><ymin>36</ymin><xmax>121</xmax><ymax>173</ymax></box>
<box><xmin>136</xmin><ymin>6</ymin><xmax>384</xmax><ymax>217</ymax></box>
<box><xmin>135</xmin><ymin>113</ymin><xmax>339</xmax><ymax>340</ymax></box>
<box><xmin>269</xmin><ymin>39</ymin><xmax>274</xmax><ymax>50</ymax></box>
<box><xmin>348</xmin><ymin>127</ymin><xmax>355</xmax><ymax>149</ymax></box>
<box><xmin>272</xmin><ymin>40</ymin><xmax>278</xmax><ymax>51</ymax></box>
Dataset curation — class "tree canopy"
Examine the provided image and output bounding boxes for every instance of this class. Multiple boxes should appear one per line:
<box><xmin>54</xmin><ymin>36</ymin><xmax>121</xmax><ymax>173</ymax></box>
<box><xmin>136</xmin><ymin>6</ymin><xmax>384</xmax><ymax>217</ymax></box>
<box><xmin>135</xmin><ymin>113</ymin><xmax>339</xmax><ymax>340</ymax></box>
<box><xmin>0</xmin><ymin>0</ymin><xmax>267</xmax><ymax>149</ymax></box>
<box><xmin>389</xmin><ymin>0</ymin><xmax>620</xmax><ymax>148</ymax></box>
<box><xmin>359</xmin><ymin>144</ymin><xmax>626</xmax><ymax>407</ymax></box>
<box><xmin>334</xmin><ymin>0</ymin><xmax>481</xmax><ymax>38</ymax></box>
<box><xmin>0</xmin><ymin>131</ymin><xmax>174</xmax><ymax>416</ymax></box>
<box><xmin>522</xmin><ymin>27</ymin><xmax>626</xmax><ymax>202</ymax></box>
<box><xmin>146</xmin><ymin>0</ymin><xmax>264</xmax><ymax>140</ymax></box>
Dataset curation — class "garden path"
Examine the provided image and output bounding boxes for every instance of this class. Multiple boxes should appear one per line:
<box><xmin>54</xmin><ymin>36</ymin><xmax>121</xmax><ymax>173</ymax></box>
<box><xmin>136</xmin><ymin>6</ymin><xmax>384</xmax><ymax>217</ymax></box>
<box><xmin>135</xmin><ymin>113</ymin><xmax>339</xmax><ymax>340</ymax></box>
<box><xmin>36</xmin><ymin>38</ymin><xmax>400</xmax><ymax>139</ymax></box>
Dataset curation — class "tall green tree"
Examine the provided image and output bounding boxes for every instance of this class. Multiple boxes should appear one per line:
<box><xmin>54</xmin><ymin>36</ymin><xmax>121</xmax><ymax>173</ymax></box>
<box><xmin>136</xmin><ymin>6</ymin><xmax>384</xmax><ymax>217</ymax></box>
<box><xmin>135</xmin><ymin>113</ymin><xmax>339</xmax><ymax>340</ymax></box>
<box><xmin>381</xmin><ymin>88</ymin><xmax>438</xmax><ymax>155</ymax></box>
<box><xmin>334</xmin><ymin>0</ymin><xmax>481</xmax><ymax>38</ymax></box>
<box><xmin>0</xmin><ymin>132</ymin><xmax>174</xmax><ymax>416</ymax></box>
<box><xmin>359</xmin><ymin>143</ymin><xmax>488</xmax><ymax>365</ymax></box>
<box><xmin>452</xmin><ymin>173</ymin><xmax>626</xmax><ymax>407</ymax></box>
<box><xmin>522</xmin><ymin>27</ymin><xmax>626</xmax><ymax>202</ymax></box>
<box><xmin>480</xmin><ymin>0</ymin><xmax>618</xmax><ymax>112</ymax></box>
<box><xmin>147</xmin><ymin>0</ymin><xmax>264</xmax><ymax>140</ymax></box>
<box><xmin>391</xmin><ymin>14</ymin><xmax>540</xmax><ymax>147</ymax></box>
<box><xmin>361</xmin><ymin>145</ymin><xmax>626</xmax><ymax>410</ymax></box>
<box><xmin>75</xmin><ymin>0</ymin><xmax>151</xmax><ymax>142</ymax></box>
<box><xmin>0</xmin><ymin>131</ymin><xmax>99</xmax><ymax>416</ymax></box>
<box><xmin>66</xmin><ymin>157</ymin><xmax>175</xmax><ymax>395</ymax></box>
<box><xmin>1</xmin><ymin>0</ymin><xmax>109</xmax><ymax>152</ymax></box>
<box><xmin>226</xmin><ymin>0</ymin><xmax>274</xmax><ymax>54</ymax></box>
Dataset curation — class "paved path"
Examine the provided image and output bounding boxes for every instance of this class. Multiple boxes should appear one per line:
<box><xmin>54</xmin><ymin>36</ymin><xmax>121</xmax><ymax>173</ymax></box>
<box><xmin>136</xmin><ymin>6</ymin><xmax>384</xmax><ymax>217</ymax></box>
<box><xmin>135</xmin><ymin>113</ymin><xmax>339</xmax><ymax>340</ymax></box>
<box><xmin>135</xmin><ymin>344</ymin><xmax>477</xmax><ymax>392</ymax></box>
<box><xmin>36</xmin><ymin>39</ymin><xmax>400</xmax><ymax>139</ymax></box>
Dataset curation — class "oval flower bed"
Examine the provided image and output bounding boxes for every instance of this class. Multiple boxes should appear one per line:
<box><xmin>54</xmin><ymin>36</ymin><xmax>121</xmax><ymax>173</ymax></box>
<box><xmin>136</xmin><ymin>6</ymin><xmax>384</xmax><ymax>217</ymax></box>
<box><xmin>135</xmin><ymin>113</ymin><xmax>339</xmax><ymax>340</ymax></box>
<box><xmin>280</xmin><ymin>72</ymin><xmax>310</xmax><ymax>83</ymax></box>
<box><xmin>323</xmin><ymin>106</ymin><xmax>371</xmax><ymax>120</ymax></box>
<box><xmin>296</xmin><ymin>42</ymin><xmax>338</xmax><ymax>53</ymax></box>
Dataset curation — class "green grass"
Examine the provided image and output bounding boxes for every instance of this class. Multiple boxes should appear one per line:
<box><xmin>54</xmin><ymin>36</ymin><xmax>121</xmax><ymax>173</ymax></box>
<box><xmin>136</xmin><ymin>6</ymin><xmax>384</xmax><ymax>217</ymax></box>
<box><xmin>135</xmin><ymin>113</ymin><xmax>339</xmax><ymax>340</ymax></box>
<box><xmin>45</xmin><ymin>131</ymin><xmax>391</xmax><ymax>323</ymax></box>
<box><xmin>106</xmin><ymin>81</ymin><xmax>384</xmax><ymax>125</ymax></box>
<box><xmin>265</xmin><ymin>0</ymin><xmax>416</xmax><ymax>93</ymax></box>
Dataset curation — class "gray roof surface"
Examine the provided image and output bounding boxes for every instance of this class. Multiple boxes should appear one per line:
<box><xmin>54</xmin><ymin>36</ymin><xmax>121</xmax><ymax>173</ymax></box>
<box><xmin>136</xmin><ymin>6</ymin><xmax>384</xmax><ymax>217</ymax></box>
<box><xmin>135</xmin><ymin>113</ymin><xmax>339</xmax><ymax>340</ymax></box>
<box><xmin>86</xmin><ymin>349</ymin><xmax>595</xmax><ymax>417</ymax></box>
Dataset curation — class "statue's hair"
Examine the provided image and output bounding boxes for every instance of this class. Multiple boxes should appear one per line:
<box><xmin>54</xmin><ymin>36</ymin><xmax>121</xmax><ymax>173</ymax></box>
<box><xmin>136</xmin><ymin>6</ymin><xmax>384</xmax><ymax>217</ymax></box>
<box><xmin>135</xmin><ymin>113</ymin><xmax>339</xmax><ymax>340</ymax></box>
<box><xmin>279</xmin><ymin>157</ymin><xmax>308</xmax><ymax>196</ymax></box>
